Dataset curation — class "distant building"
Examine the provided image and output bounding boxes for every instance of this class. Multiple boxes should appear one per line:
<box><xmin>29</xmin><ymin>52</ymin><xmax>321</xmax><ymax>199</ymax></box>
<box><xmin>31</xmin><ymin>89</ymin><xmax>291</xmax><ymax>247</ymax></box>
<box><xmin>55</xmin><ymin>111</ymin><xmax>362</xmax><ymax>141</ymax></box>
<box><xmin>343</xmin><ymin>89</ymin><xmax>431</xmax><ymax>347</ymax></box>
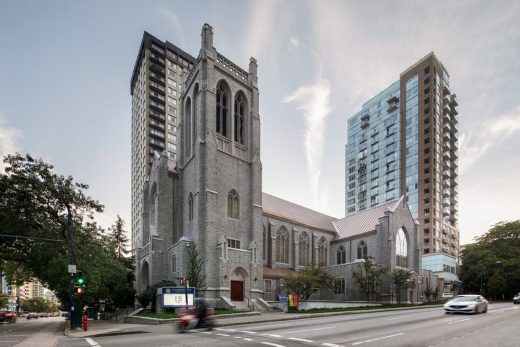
<box><xmin>130</xmin><ymin>31</ymin><xmax>196</xmax><ymax>253</ymax></box>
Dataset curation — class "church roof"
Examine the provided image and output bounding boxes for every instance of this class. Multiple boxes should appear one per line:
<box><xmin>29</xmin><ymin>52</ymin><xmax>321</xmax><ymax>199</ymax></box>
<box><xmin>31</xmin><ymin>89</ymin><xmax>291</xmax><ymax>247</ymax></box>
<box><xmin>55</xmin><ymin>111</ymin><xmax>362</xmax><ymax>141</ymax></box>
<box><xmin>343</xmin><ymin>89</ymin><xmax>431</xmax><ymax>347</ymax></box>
<box><xmin>332</xmin><ymin>196</ymin><xmax>404</xmax><ymax>240</ymax></box>
<box><xmin>262</xmin><ymin>193</ymin><xmax>338</xmax><ymax>232</ymax></box>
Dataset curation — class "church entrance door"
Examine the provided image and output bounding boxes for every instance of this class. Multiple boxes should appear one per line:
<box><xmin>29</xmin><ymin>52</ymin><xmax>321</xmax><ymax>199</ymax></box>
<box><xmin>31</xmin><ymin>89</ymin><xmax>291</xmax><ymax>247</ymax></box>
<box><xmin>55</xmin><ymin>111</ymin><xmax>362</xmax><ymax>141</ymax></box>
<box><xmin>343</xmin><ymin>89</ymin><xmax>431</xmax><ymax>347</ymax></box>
<box><xmin>230</xmin><ymin>280</ymin><xmax>244</xmax><ymax>301</ymax></box>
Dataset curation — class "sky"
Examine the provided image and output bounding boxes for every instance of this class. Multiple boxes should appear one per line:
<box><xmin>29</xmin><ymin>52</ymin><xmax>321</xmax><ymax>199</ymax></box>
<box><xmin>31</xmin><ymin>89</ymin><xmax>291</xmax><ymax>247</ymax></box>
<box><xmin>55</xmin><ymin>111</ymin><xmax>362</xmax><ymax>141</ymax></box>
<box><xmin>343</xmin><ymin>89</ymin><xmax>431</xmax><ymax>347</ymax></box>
<box><xmin>0</xmin><ymin>0</ymin><xmax>519</xmax><ymax>245</ymax></box>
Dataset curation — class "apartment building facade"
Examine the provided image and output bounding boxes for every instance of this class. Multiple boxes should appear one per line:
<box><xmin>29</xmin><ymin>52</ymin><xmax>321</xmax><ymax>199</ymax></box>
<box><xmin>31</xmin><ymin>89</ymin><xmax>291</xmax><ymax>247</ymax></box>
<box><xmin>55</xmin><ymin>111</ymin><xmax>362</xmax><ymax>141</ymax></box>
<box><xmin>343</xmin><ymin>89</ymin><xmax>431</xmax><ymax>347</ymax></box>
<box><xmin>130</xmin><ymin>32</ymin><xmax>195</xmax><ymax>251</ymax></box>
<box><xmin>345</xmin><ymin>53</ymin><xmax>460</xmax><ymax>264</ymax></box>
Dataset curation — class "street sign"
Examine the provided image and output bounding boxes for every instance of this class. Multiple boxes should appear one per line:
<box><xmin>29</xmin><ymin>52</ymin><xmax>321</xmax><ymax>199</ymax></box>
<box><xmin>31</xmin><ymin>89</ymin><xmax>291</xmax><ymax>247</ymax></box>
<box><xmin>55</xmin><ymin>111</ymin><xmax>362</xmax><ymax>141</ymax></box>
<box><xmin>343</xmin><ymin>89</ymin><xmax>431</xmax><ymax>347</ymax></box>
<box><xmin>68</xmin><ymin>264</ymin><xmax>76</xmax><ymax>274</ymax></box>
<box><xmin>159</xmin><ymin>287</ymin><xmax>195</xmax><ymax>307</ymax></box>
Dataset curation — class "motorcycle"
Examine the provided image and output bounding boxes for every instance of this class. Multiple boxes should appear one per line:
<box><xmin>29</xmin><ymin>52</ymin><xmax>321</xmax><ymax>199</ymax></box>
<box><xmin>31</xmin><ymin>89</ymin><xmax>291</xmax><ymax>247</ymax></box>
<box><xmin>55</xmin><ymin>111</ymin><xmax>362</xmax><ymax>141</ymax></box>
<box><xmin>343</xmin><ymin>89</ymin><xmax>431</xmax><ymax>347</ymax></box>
<box><xmin>177</xmin><ymin>309</ymin><xmax>215</xmax><ymax>333</ymax></box>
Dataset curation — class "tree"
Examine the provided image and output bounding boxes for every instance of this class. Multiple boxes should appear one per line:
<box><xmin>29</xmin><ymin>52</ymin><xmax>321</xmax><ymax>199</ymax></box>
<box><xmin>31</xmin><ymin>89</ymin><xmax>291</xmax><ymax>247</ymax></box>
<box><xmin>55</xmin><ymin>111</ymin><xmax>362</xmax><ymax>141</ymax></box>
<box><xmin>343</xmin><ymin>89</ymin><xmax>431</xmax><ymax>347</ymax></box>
<box><xmin>423</xmin><ymin>284</ymin><xmax>435</xmax><ymax>303</ymax></box>
<box><xmin>391</xmin><ymin>268</ymin><xmax>413</xmax><ymax>304</ymax></box>
<box><xmin>137</xmin><ymin>280</ymin><xmax>176</xmax><ymax>312</ymax></box>
<box><xmin>0</xmin><ymin>294</ymin><xmax>8</xmax><ymax>308</ymax></box>
<box><xmin>282</xmin><ymin>263</ymin><xmax>337</xmax><ymax>301</ymax></box>
<box><xmin>186</xmin><ymin>244</ymin><xmax>206</xmax><ymax>293</ymax></box>
<box><xmin>109</xmin><ymin>216</ymin><xmax>129</xmax><ymax>260</ymax></box>
<box><xmin>0</xmin><ymin>154</ymin><xmax>134</xmax><ymax>309</ymax></box>
<box><xmin>21</xmin><ymin>297</ymin><xmax>51</xmax><ymax>313</ymax></box>
<box><xmin>352</xmin><ymin>256</ymin><xmax>387</xmax><ymax>302</ymax></box>
<box><xmin>460</xmin><ymin>221</ymin><xmax>520</xmax><ymax>298</ymax></box>
<box><xmin>487</xmin><ymin>271</ymin><xmax>507</xmax><ymax>300</ymax></box>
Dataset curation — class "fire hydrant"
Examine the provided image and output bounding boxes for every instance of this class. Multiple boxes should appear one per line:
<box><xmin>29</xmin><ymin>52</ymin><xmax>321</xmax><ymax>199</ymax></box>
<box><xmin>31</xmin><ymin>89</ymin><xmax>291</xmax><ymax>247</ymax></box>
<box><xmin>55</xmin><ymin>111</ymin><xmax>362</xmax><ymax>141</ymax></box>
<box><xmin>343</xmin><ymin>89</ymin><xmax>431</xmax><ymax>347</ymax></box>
<box><xmin>82</xmin><ymin>314</ymin><xmax>89</xmax><ymax>331</ymax></box>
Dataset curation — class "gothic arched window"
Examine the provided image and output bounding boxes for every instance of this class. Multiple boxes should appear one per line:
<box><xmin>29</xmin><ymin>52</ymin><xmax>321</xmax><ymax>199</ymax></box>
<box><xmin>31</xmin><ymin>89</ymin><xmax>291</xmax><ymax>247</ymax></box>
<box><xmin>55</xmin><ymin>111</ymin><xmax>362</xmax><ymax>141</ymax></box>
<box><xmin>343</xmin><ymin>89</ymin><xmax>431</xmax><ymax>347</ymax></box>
<box><xmin>216</xmin><ymin>83</ymin><xmax>228</xmax><ymax>137</ymax></box>
<box><xmin>227</xmin><ymin>190</ymin><xmax>239</xmax><ymax>219</ymax></box>
<box><xmin>357</xmin><ymin>240</ymin><xmax>367</xmax><ymax>259</ymax></box>
<box><xmin>318</xmin><ymin>237</ymin><xmax>327</xmax><ymax>266</ymax></box>
<box><xmin>396</xmin><ymin>228</ymin><xmax>408</xmax><ymax>267</ymax></box>
<box><xmin>185</xmin><ymin>98</ymin><xmax>192</xmax><ymax>155</ymax></box>
<box><xmin>188</xmin><ymin>193</ymin><xmax>194</xmax><ymax>221</ymax></box>
<box><xmin>234</xmin><ymin>93</ymin><xmax>246</xmax><ymax>145</ymax></box>
<box><xmin>337</xmin><ymin>245</ymin><xmax>346</xmax><ymax>264</ymax></box>
<box><xmin>299</xmin><ymin>232</ymin><xmax>310</xmax><ymax>266</ymax></box>
<box><xmin>276</xmin><ymin>227</ymin><xmax>289</xmax><ymax>263</ymax></box>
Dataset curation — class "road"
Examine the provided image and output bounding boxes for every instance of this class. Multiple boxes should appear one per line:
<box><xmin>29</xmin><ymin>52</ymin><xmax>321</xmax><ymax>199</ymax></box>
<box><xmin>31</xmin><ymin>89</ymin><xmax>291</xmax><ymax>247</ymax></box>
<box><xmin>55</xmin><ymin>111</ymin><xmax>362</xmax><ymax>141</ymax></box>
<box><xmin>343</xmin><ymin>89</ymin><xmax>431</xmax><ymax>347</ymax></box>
<box><xmin>8</xmin><ymin>303</ymin><xmax>519</xmax><ymax>347</ymax></box>
<box><xmin>0</xmin><ymin>316</ymin><xmax>65</xmax><ymax>347</ymax></box>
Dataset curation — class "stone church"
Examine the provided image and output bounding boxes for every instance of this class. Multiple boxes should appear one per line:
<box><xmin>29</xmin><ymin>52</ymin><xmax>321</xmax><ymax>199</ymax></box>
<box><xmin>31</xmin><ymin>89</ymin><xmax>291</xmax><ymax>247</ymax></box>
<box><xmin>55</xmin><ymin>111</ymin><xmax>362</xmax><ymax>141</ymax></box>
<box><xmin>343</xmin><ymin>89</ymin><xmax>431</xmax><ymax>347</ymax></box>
<box><xmin>136</xmin><ymin>24</ymin><xmax>424</xmax><ymax>308</ymax></box>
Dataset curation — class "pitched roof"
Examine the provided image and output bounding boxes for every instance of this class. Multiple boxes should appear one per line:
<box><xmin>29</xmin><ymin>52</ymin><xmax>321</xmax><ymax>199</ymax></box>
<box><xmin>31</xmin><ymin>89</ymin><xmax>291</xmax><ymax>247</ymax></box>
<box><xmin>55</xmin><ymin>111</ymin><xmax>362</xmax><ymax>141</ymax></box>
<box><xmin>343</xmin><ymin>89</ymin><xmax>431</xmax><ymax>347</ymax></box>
<box><xmin>263</xmin><ymin>266</ymin><xmax>299</xmax><ymax>279</ymax></box>
<box><xmin>332</xmin><ymin>196</ymin><xmax>404</xmax><ymax>240</ymax></box>
<box><xmin>262</xmin><ymin>193</ymin><xmax>338</xmax><ymax>232</ymax></box>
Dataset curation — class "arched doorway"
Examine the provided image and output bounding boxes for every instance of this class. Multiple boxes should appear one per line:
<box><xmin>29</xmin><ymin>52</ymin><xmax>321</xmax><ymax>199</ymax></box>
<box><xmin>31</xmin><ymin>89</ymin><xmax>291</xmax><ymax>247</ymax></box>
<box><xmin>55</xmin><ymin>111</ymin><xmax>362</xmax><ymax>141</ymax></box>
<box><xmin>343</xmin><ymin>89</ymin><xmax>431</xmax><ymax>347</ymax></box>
<box><xmin>230</xmin><ymin>267</ymin><xmax>247</xmax><ymax>301</ymax></box>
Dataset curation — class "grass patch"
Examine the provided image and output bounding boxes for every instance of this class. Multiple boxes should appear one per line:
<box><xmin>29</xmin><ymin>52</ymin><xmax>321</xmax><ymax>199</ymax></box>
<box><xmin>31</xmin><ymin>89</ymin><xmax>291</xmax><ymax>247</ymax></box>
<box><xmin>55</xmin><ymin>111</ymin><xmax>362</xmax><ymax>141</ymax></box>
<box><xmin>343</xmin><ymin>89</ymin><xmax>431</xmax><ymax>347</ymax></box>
<box><xmin>137</xmin><ymin>311</ymin><xmax>178</xmax><ymax>319</ymax></box>
<box><xmin>290</xmin><ymin>302</ymin><xmax>443</xmax><ymax>314</ymax></box>
<box><xmin>214</xmin><ymin>308</ymin><xmax>249</xmax><ymax>315</ymax></box>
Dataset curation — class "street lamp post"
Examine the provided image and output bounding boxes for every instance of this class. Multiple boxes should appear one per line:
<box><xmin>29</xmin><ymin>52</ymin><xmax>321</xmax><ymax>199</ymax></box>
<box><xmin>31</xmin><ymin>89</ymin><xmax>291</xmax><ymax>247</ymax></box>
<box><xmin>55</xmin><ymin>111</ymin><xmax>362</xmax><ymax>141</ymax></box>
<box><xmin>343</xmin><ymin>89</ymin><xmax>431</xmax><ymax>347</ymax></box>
<box><xmin>66</xmin><ymin>205</ymin><xmax>77</xmax><ymax>329</ymax></box>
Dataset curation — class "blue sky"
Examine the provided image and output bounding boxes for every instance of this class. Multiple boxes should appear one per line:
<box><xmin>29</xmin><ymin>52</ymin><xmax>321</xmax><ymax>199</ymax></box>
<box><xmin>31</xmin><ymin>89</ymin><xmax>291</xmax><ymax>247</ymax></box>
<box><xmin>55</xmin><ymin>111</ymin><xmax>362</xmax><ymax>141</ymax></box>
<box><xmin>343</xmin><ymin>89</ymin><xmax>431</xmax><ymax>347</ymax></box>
<box><xmin>1</xmin><ymin>0</ymin><xmax>519</xmax><ymax>245</ymax></box>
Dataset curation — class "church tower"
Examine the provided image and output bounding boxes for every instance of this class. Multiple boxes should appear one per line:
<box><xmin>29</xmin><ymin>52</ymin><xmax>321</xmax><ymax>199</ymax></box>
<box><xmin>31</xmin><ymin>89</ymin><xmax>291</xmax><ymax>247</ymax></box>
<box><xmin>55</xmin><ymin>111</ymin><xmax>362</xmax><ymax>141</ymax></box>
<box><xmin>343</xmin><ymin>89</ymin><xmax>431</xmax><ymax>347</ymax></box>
<box><xmin>177</xmin><ymin>24</ymin><xmax>263</xmax><ymax>303</ymax></box>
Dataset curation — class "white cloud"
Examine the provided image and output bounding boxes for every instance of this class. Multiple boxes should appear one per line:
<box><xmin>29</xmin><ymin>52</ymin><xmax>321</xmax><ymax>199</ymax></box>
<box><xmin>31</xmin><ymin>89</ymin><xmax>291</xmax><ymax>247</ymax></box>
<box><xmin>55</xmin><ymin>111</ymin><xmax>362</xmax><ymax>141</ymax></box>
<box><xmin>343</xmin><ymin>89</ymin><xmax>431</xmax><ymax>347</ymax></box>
<box><xmin>283</xmin><ymin>79</ymin><xmax>332</xmax><ymax>207</ymax></box>
<box><xmin>156</xmin><ymin>6</ymin><xmax>186</xmax><ymax>49</ymax></box>
<box><xmin>459</xmin><ymin>107</ymin><xmax>520</xmax><ymax>174</ymax></box>
<box><xmin>289</xmin><ymin>36</ymin><xmax>300</xmax><ymax>49</ymax></box>
<box><xmin>0</xmin><ymin>115</ymin><xmax>22</xmax><ymax>172</ymax></box>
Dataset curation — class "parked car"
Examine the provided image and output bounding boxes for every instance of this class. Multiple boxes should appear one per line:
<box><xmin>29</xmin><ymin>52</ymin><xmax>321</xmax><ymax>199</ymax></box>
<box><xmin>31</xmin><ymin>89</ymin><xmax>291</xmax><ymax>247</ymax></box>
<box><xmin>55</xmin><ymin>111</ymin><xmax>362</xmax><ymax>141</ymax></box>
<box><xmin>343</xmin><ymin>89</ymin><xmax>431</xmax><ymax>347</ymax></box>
<box><xmin>0</xmin><ymin>311</ymin><xmax>17</xmax><ymax>323</ymax></box>
<box><xmin>444</xmin><ymin>295</ymin><xmax>488</xmax><ymax>314</ymax></box>
<box><xmin>514</xmin><ymin>293</ymin><xmax>520</xmax><ymax>304</ymax></box>
<box><xmin>26</xmin><ymin>312</ymin><xmax>39</xmax><ymax>319</ymax></box>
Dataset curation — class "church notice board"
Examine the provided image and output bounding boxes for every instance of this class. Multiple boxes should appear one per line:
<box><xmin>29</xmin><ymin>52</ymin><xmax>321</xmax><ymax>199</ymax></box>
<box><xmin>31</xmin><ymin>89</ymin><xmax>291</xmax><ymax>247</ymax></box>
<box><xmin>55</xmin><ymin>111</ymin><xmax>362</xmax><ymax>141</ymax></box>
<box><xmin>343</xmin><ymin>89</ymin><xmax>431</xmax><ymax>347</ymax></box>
<box><xmin>159</xmin><ymin>287</ymin><xmax>196</xmax><ymax>307</ymax></box>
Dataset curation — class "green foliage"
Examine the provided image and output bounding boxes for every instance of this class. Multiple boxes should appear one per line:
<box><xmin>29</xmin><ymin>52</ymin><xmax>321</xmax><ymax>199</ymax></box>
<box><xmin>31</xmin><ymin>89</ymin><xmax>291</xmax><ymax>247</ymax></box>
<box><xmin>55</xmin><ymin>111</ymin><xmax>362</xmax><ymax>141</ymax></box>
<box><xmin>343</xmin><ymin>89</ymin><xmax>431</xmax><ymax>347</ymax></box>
<box><xmin>137</xmin><ymin>280</ymin><xmax>176</xmax><ymax>312</ymax></box>
<box><xmin>460</xmin><ymin>220</ymin><xmax>520</xmax><ymax>298</ymax></box>
<box><xmin>0</xmin><ymin>154</ymin><xmax>135</xmax><ymax>309</ymax></box>
<box><xmin>352</xmin><ymin>256</ymin><xmax>388</xmax><ymax>302</ymax></box>
<box><xmin>0</xmin><ymin>294</ymin><xmax>8</xmax><ymax>308</ymax></box>
<box><xmin>423</xmin><ymin>284</ymin><xmax>435</xmax><ymax>303</ymax></box>
<box><xmin>186</xmin><ymin>244</ymin><xmax>206</xmax><ymax>292</ymax></box>
<box><xmin>21</xmin><ymin>297</ymin><xmax>52</xmax><ymax>312</ymax></box>
<box><xmin>391</xmin><ymin>268</ymin><xmax>413</xmax><ymax>304</ymax></box>
<box><xmin>281</xmin><ymin>263</ymin><xmax>337</xmax><ymax>301</ymax></box>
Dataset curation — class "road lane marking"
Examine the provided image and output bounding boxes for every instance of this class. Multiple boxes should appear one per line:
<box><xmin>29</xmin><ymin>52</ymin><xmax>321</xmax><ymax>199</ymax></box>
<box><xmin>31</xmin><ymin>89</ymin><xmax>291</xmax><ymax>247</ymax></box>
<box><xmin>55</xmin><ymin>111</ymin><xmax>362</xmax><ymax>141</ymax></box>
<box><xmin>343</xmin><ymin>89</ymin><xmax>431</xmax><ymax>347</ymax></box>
<box><xmin>240</xmin><ymin>330</ymin><xmax>257</xmax><ymax>334</ymax></box>
<box><xmin>387</xmin><ymin>315</ymin><xmax>413</xmax><ymax>320</ymax></box>
<box><xmin>352</xmin><ymin>332</ymin><xmax>404</xmax><ymax>345</ymax></box>
<box><xmin>261</xmin><ymin>342</ymin><xmax>287</xmax><ymax>347</ymax></box>
<box><xmin>448</xmin><ymin>318</ymin><xmax>472</xmax><ymax>324</ymax></box>
<box><xmin>200</xmin><ymin>331</ymin><xmax>211</xmax><ymax>334</ymax></box>
<box><xmin>263</xmin><ymin>334</ymin><xmax>283</xmax><ymax>338</ymax></box>
<box><xmin>234</xmin><ymin>336</ymin><xmax>242</xmax><ymax>339</ymax></box>
<box><xmin>85</xmin><ymin>337</ymin><xmax>100</xmax><ymax>347</ymax></box>
<box><xmin>216</xmin><ymin>333</ymin><xmax>230</xmax><ymax>336</ymax></box>
<box><xmin>244</xmin><ymin>338</ymin><xmax>253</xmax><ymax>341</ymax></box>
<box><xmin>285</xmin><ymin>327</ymin><xmax>334</xmax><ymax>334</ymax></box>
<box><xmin>288</xmin><ymin>337</ymin><xmax>314</xmax><ymax>343</ymax></box>
<box><xmin>322</xmin><ymin>343</ymin><xmax>345</xmax><ymax>347</ymax></box>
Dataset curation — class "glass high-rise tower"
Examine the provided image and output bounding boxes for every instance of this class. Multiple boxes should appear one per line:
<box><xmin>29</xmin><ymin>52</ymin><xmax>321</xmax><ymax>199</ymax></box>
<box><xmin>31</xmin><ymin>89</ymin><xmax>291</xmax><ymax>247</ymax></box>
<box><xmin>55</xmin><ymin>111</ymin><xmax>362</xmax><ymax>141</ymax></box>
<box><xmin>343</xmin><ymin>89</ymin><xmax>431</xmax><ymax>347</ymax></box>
<box><xmin>346</xmin><ymin>52</ymin><xmax>460</xmax><ymax>259</ymax></box>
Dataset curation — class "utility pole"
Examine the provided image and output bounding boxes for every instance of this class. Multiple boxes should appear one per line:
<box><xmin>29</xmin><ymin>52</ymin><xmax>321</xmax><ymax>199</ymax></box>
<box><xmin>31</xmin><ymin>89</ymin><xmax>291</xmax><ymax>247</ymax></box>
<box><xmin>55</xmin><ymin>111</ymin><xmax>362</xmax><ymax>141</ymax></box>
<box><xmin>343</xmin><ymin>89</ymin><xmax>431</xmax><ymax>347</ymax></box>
<box><xmin>66</xmin><ymin>205</ymin><xmax>76</xmax><ymax>329</ymax></box>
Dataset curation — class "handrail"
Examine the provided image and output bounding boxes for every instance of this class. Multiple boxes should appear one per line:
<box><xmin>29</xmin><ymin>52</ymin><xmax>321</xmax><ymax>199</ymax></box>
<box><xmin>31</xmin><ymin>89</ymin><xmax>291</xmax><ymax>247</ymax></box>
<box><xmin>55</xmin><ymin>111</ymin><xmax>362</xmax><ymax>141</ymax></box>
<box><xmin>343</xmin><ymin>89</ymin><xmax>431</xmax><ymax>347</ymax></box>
<box><xmin>244</xmin><ymin>296</ymin><xmax>260</xmax><ymax>312</ymax></box>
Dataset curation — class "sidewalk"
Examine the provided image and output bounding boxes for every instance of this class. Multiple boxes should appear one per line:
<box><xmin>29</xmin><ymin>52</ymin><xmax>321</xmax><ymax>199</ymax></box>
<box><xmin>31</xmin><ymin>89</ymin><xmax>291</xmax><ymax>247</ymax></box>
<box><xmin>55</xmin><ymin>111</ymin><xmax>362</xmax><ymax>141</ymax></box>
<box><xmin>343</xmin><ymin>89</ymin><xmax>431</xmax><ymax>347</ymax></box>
<box><xmin>65</xmin><ymin>304</ymin><xmax>442</xmax><ymax>338</ymax></box>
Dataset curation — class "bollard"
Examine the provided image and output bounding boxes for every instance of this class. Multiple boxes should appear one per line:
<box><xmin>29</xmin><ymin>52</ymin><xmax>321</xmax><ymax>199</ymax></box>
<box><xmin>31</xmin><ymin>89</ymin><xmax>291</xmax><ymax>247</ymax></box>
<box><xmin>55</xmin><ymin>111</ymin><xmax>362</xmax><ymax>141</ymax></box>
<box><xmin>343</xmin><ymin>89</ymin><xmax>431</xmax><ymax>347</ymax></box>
<box><xmin>82</xmin><ymin>314</ymin><xmax>89</xmax><ymax>331</ymax></box>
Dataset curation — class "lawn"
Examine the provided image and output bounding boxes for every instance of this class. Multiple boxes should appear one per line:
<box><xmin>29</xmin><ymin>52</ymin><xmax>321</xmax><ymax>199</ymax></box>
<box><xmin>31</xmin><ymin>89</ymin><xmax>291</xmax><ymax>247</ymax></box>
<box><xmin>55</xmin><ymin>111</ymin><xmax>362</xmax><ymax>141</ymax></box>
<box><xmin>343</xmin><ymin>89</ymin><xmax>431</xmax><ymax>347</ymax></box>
<box><xmin>290</xmin><ymin>301</ymin><xmax>443</xmax><ymax>314</ymax></box>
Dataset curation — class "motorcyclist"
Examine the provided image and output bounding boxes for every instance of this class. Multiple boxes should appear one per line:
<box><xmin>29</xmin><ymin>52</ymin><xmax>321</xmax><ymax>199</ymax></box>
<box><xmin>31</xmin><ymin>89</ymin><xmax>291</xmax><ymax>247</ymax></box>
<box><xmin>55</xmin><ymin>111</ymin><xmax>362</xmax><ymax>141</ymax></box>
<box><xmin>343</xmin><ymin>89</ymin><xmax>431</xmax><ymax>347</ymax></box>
<box><xmin>194</xmin><ymin>300</ymin><xmax>208</xmax><ymax>328</ymax></box>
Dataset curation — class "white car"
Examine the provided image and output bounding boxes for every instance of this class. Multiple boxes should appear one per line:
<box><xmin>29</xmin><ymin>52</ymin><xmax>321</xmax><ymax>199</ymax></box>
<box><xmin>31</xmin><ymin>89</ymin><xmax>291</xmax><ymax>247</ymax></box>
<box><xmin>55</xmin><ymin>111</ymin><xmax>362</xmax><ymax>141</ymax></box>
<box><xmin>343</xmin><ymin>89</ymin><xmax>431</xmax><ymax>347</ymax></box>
<box><xmin>444</xmin><ymin>295</ymin><xmax>488</xmax><ymax>314</ymax></box>
<box><xmin>514</xmin><ymin>293</ymin><xmax>520</xmax><ymax>304</ymax></box>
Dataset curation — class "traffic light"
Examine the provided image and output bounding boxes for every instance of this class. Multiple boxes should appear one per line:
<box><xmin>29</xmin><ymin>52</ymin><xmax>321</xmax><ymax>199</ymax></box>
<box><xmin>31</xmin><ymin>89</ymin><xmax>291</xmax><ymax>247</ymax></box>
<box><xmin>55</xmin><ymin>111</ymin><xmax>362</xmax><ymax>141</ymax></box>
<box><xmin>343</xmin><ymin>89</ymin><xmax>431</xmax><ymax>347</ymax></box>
<box><xmin>75</xmin><ymin>271</ymin><xmax>87</xmax><ymax>295</ymax></box>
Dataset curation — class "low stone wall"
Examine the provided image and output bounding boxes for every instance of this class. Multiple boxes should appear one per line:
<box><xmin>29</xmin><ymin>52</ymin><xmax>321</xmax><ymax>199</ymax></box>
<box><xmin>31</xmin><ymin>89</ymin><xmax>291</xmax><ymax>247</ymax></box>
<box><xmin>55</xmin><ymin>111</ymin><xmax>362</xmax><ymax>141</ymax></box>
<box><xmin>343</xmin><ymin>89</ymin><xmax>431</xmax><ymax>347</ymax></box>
<box><xmin>298</xmin><ymin>301</ymin><xmax>381</xmax><ymax>311</ymax></box>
